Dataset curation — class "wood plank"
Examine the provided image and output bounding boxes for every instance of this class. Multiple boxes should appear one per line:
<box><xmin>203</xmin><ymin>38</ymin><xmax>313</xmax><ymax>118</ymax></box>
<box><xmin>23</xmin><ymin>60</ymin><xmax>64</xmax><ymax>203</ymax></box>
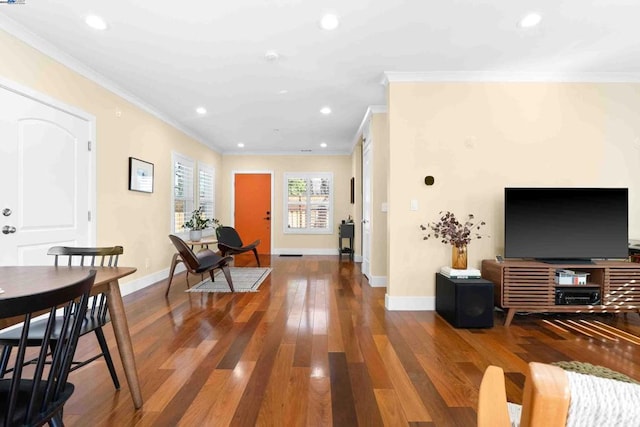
<box><xmin>256</xmin><ymin>344</ymin><xmax>295</xmax><ymax>425</ymax></box>
<box><xmin>373</xmin><ymin>335</ymin><xmax>432</xmax><ymax>422</ymax></box>
<box><xmin>349</xmin><ymin>361</ymin><xmax>385</xmax><ymax>426</ymax></box>
<box><xmin>374</xmin><ymin>389</ymin><xmax>409</xmax><ymax>426</ymax></box>
<box><xmin>306</xmin><ymin>377</ymin><xmax>332</xmax><ymax>426</ymax></box>
<box><xmin>328</xmin><ymin>352</ymin><xmax>358</xmax><ymax>426</ymax></box>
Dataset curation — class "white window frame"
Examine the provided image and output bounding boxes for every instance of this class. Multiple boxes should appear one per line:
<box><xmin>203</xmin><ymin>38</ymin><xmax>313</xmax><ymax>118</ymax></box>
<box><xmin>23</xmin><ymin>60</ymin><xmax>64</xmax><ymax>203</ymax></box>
<box><xmin>197</xmin><ymin>162</ymin><xmax>216</xmax><ymax>237</ymax></box>
<box><xmin>171</xmin><ymin>152</ymin><xmax>195</xmax><ymax>235</ymax></box>
<box><xmin>283</xmin><ymin>172</ymin><xmax>333</xmax><ymax>234</ymax></box>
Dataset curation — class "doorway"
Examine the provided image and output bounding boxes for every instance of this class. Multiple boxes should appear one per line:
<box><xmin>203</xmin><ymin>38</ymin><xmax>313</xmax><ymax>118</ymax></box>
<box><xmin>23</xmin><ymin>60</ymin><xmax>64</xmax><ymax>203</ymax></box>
<box><xmin>232</xmin><ymin>172</ymin><xmax>273</xmax><ymax>257</ymax></box>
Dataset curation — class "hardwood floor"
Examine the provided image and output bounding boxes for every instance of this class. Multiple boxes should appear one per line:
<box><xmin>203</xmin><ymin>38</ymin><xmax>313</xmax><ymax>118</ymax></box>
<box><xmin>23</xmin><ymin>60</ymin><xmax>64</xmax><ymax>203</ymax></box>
<box><xmin>62</xmin><ymin>255</ymin><xmax>640</xmax><ymax>426</ymax></box>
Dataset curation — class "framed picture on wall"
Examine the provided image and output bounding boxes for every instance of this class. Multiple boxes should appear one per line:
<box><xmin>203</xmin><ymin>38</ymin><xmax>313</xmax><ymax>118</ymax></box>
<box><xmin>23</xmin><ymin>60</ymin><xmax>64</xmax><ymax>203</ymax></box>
<box><xmin>128</xmin><ymin>157</ymin><xmax>154</xmax><ymax>193</ymax></box>
<box><xmin>350</xmin><ymin>177</ymin><xmax>355</xmax><ymax>204</ymax></box>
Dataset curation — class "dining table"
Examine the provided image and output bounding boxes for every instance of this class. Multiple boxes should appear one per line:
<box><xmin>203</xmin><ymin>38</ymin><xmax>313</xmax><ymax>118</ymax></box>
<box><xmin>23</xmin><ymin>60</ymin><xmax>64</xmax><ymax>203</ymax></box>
<box><xmin>0</xmin><ymin>265</ymin><xmax>143</xmax><ymax>409</ymax></box>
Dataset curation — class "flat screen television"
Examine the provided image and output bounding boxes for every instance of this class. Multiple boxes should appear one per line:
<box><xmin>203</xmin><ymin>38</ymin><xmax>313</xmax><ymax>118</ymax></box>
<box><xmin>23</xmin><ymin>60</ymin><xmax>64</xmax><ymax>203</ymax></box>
<box><xmin>504</xmin><ymin>187</ymin><xmax>628</xmax><ymax>263</ymax></box>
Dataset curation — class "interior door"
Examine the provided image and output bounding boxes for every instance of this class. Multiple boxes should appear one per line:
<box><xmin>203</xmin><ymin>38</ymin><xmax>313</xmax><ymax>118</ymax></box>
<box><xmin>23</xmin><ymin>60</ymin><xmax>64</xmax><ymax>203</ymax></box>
<box><xmin>0</xmin><ymin>85</ymin><xmax>92</xmax><ymax>266</ymax></box>
<box><xmin>234</xmin><ymin>173</ymin><xmax>271</xmax><ymax>256</ymax></box>
<box><xmin>362</xmin><ymin>130</ymin><xmax>372</xmax><ymax>278</ymax></box>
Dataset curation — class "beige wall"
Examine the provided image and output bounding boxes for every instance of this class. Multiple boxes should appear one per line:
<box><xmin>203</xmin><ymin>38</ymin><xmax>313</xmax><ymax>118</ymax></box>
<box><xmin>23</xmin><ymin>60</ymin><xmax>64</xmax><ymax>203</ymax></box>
<box><xmin>0</xmin><ymin>29</ymin><xmax>222</xmax><ymax>282</ymax></box>
<box><xmin>220</xmin><ymin>155</ymin><xmax>352</xmax><ymax>252</ymax></box>
<box><xmin>370</xmin><ymin>112</ymin><xmax>389</xmax><ymax>278</ymax></box>
<box><xmin>387</xmin><ymin>82</ymin><xmax>640</xmax><ymax>299</ymax></box>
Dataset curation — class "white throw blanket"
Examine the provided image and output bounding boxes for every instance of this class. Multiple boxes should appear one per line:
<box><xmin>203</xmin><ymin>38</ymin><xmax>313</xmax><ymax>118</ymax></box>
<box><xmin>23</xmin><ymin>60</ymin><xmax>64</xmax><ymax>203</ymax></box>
<box><xmin>565</xmin><ymin>371</ymin><xmax>640</xmax><ymax>427</ymax></box>
<box><xmin>507</xmin><ymin>372</ymin><xmax>640</xmax><ymax>427</ymax></box>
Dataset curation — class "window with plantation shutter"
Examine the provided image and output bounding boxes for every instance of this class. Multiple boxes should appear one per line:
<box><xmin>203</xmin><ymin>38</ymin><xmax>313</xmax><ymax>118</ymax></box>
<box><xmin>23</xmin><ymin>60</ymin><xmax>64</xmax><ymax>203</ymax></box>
<box><xmin>198</xmin><ymin>163</ymin><xmax>215</xmax><ymax>231</ymax></box>
<box><xmin>284</xmin><ymin>172</ymin><xmax>332</xmax><ymax>234</ymax></box>
<box><xmin>172</xmin><ymin>153</ymin><xmax>194</xmax><ymax>233</ymax></box>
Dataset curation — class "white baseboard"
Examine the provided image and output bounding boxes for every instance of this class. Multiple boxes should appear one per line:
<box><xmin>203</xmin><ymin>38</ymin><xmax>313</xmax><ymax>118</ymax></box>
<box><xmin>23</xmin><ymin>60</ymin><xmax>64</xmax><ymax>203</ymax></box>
<box><xmin>119</xmin><ymin>264</ymin><xmax>186</xmax><ymax>297</ymax></box>
<box><xmin>366</xmin><ymin>275</ymin><xmax>387</xmax><ymax>287</ymax></box>
<box><xmin>118</xmin><ymin>249</ymin><xmax>365</xmax><ymax>297</ymax></box>
<box><xmin>385</xmin><ymin>294</ymin><xmax>435</xmax><ymax>311</ymax></box>
<box><xmin>354</xmin><ymin>254</ymin><xmax>362</xmax><ymax>262</ymax></box>
<box><xmin>272</xmin><ymin>248</ymin><xmax>342</xmax><ymax>256</ymax></box>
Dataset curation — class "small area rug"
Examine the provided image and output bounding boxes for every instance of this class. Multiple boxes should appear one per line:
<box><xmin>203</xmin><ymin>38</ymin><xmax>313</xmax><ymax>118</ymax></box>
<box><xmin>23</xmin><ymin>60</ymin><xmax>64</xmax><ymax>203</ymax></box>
<box><xmin>552</xmin><ymin>361</ymin><xmax>640</xmax><ymax>385</ymax></box>
<box><xmin>186</xmin><ymin>267</ymin><xmax>272</xmax><ymax>293</ymax></box>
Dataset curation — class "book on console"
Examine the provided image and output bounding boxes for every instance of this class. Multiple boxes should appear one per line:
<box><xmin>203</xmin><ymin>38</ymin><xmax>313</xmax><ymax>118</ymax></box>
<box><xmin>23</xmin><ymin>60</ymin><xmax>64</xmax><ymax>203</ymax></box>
<box><xmin>440</xmin><ymin>266</ymin><xmax>481</xmax><ymax>279</ymax></box>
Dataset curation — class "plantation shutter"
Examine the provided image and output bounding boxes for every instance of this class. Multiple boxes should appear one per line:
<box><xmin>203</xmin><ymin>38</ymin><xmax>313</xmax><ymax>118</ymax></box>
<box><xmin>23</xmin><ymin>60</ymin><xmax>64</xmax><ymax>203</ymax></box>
<box><xmin>198</xmin><ymin>163</ymin><xmax>215</xmax><ymax>223</ymax></box>
<box><xmin>173</xmin><ymin>154</ymin><xmax>194</xmax><ymax>233</ymax></box>
<box><xmin>284</xmin><ymin>173</ymin><xmax>332</xmax><ymax>234</ymax></box>
<box><xmin>309</xmin><ymin>176</ymin><xmax>330</xmax><ymax>229</ymax></box>
<box><xmin>287</xmin><ymin>177</ymin><xmax>307</xmax><ymax>229</ymax></box>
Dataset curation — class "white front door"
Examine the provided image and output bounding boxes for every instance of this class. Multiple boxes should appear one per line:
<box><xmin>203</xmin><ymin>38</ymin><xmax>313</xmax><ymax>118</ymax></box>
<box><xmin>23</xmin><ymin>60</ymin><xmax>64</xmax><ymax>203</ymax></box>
<box><xmin>0</xmin><ymin>83</ymin><xmax>94</xmax><ymax>266</ymax></box>
<box><xmin>362</xmin><ymin>128</ymin><xmax>372</xmax><ymax>278</ymax></box>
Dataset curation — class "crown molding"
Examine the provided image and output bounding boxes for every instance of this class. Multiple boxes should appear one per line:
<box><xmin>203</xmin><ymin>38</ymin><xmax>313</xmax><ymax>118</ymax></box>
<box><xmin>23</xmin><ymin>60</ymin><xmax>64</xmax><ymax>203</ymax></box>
<box><xmin>0</xmin><ymin>14</ymin><xmax>221</xmax><ymax>153</ymax></box>
<box><xmin>351</xmin><ymin>105</ymin><xmax>387</xmax><ymax>150</ymax></box>
<box><xmin>222</xmin><ymin>150</ymin><xmax>350</xmax><ymax>156</ymax></box>
<box><xmin>383</xmin><ymin>71</ymin><xmax>640</xmax><ymax>84</ymax></box>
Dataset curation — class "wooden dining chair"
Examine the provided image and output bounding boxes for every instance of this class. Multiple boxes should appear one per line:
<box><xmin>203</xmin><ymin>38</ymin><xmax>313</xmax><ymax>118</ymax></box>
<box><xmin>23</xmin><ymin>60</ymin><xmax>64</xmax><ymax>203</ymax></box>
<box><xmin>167</xmin><ymin>234</ymin><xmax>235</xmax><ymax>295</ymax></box>
<box><xmin>216</xmin><ymin>226</ymin><xmax>261</xmax><ymax>267</ymax></box>
<box><xmin>0</xmin><ymin>270</ymin><xmax>95</xmax><ymax>427</ymax></box>
<box><xmin>0</xmin><ymin>246</ymin><xmax>123</xmax><ymax>390</ymax></box>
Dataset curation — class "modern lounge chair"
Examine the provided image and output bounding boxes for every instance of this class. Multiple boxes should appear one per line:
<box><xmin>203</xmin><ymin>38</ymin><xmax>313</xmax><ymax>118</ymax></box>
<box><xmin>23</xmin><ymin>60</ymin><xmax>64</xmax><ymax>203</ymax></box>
<box><xmin>167</xmin><ymin>234</ymin><xmax>235</xmax><ymax>295</ymax></box>
<box><xmin>216</xmin><ymin>226</ymin><xmax>261</xmax><ymax>267</ymax></box>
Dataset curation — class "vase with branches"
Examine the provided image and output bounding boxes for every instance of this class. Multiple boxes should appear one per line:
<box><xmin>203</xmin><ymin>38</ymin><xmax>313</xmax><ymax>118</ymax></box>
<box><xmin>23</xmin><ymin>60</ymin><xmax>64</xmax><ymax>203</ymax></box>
<box><xmin>420</xmin><ymin>211</ymin><xmax>487</xmax><ymax>269</ymax></box>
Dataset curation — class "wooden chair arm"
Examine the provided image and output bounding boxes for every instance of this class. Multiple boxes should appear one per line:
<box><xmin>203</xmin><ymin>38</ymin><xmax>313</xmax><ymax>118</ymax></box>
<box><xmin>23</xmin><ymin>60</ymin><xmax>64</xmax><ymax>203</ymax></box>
<box><xmin>520</xmin><ymin>362</ymin><xmax>570</xmax><ymax>427</ymax></box>
<box><xmin>478</xmin><ymin>365</ymin><xmax>511</xmax><ymax>427</ymax></box>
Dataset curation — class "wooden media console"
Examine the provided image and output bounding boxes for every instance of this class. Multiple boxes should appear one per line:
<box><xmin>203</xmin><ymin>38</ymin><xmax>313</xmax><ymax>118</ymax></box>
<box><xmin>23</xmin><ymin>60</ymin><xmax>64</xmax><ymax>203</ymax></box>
<box><xmin>481</xmin><ymin>259</ymin><xmax>640</xmax><ymax>326</ymax></box>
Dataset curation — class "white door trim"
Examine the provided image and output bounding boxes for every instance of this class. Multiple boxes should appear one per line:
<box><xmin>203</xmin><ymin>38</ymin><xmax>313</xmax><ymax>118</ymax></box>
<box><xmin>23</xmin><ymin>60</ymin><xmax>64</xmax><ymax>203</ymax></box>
<box><xmin>362</xmin><ymin>124</ymin><xmax>372</xmax><ymax>278</ymax></box>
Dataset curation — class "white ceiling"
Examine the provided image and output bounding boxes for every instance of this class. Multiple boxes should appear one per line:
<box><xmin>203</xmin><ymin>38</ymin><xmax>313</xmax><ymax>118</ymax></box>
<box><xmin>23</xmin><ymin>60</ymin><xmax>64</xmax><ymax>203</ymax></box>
<box><xmin>2</xmin><ymin>0</ymin><xmax>640</xmax><ymax>155</ymax></box>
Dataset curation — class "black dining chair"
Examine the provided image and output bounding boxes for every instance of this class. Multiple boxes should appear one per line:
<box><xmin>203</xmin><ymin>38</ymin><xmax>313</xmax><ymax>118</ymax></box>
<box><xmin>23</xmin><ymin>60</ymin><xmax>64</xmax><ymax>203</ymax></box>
<box><xmin>216</xmin><ymin>226</ymin><xmax>261</xmax><ymax>267</ymax></box>
<box><xmin>0</xmin><ymin>270</ymin><xmax>95</xmax><ymax>427</ymax></box>
<box><xmin>167</xmin><ymin>234</ymin><xmax>235</xmax><ymax>295</ymax></box>
<box><xmin>0</xmin><ymin>246</ymin><xmax>123</xmax><ymax>390</ymax></box>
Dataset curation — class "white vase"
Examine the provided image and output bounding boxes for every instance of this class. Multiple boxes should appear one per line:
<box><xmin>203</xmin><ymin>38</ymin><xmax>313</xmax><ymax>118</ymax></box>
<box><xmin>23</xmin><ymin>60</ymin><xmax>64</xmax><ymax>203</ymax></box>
<box><xmin>189</xmin><ymin>229</ymin><xmax>202</xmax><ymax>241</ymax></box>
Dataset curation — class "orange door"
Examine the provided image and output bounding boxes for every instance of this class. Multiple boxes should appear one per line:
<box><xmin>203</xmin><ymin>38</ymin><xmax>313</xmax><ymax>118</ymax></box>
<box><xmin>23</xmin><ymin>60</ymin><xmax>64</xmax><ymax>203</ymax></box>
<box><xmin>234</xmin><ymin>173</ymin><xmax>271</xmax><ymax>256</ymax></box>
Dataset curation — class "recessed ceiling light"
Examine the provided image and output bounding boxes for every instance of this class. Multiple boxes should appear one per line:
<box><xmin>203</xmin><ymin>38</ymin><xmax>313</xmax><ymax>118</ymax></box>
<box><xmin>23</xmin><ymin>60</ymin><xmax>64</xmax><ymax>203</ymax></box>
<box><xmin>320</xmin><ymin>106</ymin><xmax>332</xmax><ymax>115</ymax></box>
<box><xmin>196</xmin><ymin>107</ymin><xmax>207</xmax><ymax>115</ymax></box>
<box><xmin>518</xmin><ymin>12</ymin><xmax>542</xmax><ymax>28</ymax></box>
<box><xmin>237</xmin><ymin>142</ymin><xmax>245</xmax><ymax>148</ymax></box>
<box><xmin>264</xmin><ymin>50</ymin><xmax>280</xmax><ymax>62</ymax></box>
<box><xmin>85</xmin><ymin>14</ymin><xmax>108</xmax><ymax>30</ymax></box>
<box><xmin>320</xmin><ymin>142</ymin><xmax>327</xmax><ymax>148</ymax></box>
<box><xmin>278</xmin><ymin>89</ymin><xmax>289</xmax><ymax>95</ymax></box>
<box><xmin>320</xmin><ymin>13</ymin><xmax>339</xmax><ymax>31</ymax></box>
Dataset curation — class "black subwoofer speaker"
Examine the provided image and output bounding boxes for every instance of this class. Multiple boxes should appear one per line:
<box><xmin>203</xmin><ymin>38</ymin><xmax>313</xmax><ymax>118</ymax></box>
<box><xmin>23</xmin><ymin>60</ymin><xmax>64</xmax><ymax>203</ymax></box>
<box><xmin>435</xmin><ymin>273</ymin><xmax>494</xmax><ymax>328</ymax></box>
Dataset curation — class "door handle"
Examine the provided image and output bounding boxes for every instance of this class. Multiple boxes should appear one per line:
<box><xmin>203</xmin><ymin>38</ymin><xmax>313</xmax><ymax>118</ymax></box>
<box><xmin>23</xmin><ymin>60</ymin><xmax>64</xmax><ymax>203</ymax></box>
<box><xmin>2</xmin><ymin>225</ymin><xmax>16</xmax><ymax>234</ymax></box>
<box><xmin>2</xmin><ymin>208</ymin><xmax>11</xmax><ymax>217</ymax></box>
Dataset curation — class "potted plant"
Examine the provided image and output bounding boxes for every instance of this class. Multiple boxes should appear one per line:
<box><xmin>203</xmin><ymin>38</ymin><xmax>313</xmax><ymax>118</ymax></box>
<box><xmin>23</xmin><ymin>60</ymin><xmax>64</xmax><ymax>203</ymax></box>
<box><xmin>420</xmin><ymin>211</ymin><xmax>487</xmax><ymax>269</ymax></box>
<box><xmin>184</xmin><ymin>207</ymin><xmax>219</xmax><ymax>241</ymax></box>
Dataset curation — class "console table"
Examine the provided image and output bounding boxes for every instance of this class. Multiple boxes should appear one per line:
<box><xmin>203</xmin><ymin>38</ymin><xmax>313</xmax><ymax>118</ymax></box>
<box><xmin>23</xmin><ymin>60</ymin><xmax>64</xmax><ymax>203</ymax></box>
<box><xmin>338</xmin><ymin>222</ymin><xmax>354</xmax><ymax>260</ymax></box>
<box><xmin>481</xmin><ymin>259</ymin><xmax>640</xmax><ymax>326</ymax></box>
